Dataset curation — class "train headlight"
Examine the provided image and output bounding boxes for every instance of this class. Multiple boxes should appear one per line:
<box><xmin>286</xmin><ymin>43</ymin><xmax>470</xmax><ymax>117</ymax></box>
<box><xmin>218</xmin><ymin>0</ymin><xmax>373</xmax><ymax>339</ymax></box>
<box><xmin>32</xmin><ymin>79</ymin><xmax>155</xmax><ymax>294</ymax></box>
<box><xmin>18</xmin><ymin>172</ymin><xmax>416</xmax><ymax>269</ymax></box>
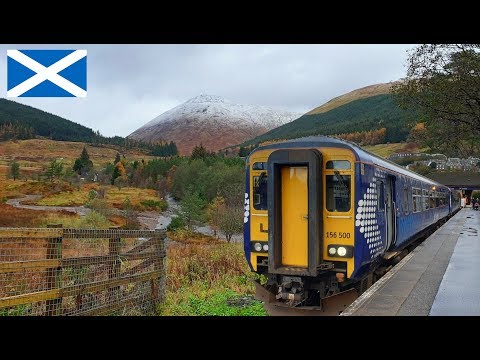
<box><xmin>251</xmin><ymin>241</ymin><xmax>268</xmax><ymax>253</ymax></box>
<box><xmin>337</xmin><ymin>247</ymin><xmax>347</xmax><ymax>257</ymax></box>
<box><xmin>327</xmin><ymin>245</ymin><xmax>354</xmax><ymax>258</ymax></box>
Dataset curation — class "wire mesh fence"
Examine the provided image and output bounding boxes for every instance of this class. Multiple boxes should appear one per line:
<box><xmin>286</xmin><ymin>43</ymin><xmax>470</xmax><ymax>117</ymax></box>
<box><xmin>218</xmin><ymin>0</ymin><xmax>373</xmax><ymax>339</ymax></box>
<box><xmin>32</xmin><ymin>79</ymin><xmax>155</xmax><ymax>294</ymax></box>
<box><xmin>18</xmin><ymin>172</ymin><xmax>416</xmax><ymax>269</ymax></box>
<box><xmin>0</xmin><ymin>227</ymin><xmax>166</xmax><ymax>316</ymax></box>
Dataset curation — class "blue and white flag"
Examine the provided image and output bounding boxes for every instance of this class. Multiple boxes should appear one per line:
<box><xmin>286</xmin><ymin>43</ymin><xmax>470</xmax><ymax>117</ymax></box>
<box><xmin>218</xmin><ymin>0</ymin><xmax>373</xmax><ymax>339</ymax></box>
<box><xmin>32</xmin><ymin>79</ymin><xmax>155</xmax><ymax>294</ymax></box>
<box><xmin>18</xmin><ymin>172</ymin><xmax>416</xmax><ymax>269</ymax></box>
<box><xmin>7</xmin><ymin>49</ymin><xmax>87</xmax><ymax>97</ymax></box>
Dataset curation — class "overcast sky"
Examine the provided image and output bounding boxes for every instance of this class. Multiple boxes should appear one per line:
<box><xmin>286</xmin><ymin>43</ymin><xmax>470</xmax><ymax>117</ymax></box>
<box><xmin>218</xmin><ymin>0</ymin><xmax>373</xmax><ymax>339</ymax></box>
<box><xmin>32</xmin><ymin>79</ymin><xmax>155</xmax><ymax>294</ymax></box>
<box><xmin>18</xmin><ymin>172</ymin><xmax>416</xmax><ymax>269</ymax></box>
<box><xmin>0</xmin><ymin>44</ymin><xmax>415</xmax><ymax>137</ymax></box>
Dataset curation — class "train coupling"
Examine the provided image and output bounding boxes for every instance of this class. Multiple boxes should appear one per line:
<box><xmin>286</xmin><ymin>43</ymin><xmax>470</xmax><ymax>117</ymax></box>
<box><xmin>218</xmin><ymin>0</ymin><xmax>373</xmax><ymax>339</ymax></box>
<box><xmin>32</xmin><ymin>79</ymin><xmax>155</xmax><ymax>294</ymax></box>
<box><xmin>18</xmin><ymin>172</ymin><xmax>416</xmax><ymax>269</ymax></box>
<box><xmin>276</xmin><ymin>276</ymin><xmax>304</xmax><ymax>302</ymax></box>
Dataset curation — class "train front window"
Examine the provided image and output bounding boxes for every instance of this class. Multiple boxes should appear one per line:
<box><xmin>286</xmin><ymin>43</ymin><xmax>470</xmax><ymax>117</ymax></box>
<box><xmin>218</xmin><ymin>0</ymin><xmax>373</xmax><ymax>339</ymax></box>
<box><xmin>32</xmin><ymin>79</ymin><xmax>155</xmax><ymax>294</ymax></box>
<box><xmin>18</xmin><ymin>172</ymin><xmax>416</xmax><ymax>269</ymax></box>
<box><xmin>326</xmin><ymin>173</ymin><xmax>351</xmax><ymax>212</ymax></box>
<box><xmin>253</xmin><ymin>172</ymin><xmax>268</xmax><ymax>210</ymax></box>
<box><xmin>326</xmin><ymin>160</ymin><xmax>351</xmax><ymax>170</ymax></box>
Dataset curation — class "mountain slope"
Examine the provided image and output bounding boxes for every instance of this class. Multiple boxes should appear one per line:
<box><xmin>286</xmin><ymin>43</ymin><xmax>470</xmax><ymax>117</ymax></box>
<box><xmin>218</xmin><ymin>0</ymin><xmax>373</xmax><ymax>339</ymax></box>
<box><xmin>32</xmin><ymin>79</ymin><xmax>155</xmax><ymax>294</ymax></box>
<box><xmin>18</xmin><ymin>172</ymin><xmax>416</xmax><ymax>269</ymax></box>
<box><xmin>128</xmin><ymin>95</ymin><xmax>302</xmax><ymax>155</ymax></box>
<box><xmin>307</xmin><ymin>82</ymin><xmax>397</xmax><ymax>115</ymax></box>
<box><xmin>240</xmin><ymin>86</ymin><xmax>418</xmax><ymax>147</ymax></box>
<box><xmin>0</xmin><ymin>98</ymin><xmax>97</xmax><ymax>142</ymax></box>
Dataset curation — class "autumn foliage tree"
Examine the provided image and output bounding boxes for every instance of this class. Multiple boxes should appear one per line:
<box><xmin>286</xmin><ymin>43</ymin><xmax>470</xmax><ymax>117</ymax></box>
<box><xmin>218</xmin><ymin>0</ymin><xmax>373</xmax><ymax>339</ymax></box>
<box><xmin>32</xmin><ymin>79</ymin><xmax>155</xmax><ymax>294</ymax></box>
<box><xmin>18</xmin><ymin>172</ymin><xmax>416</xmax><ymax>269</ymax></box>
<box><xmin>111</xmin><ymin>161</ymin><xmax>126</xmax><ymax>185</ymax></box>
<box><xmin>336</xmin><ymin>128</ymin><xmax>387</xmax><ymax>145</ymax></box>
<box><xmin>393</xmin><ymin>44</ymin><xmax>480</xmax><ymax>157</ymax></box>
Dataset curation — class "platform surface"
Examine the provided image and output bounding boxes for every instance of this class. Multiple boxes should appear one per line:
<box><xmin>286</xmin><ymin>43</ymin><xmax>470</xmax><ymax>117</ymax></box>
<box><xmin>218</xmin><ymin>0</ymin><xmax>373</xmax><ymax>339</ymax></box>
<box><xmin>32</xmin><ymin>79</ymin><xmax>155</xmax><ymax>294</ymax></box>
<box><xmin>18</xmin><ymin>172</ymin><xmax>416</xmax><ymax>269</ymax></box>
<box><xmin>342</xmin><ymin>208</ymin><xmax>479</xmax><ymax>316</ymax></box>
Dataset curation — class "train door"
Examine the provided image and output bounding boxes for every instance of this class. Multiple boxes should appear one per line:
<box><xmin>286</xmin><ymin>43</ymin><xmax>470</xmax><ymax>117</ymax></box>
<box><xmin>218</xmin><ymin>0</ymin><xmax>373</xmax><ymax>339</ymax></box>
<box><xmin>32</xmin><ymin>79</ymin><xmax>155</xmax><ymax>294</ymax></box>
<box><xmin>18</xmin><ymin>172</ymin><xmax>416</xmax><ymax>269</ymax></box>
<box><xmin>385</xmin><ymin>175</ymin><xmax>396</xmax><ymax>250</ymax></box>
<box><xmin>267</xmin><ymin>149</ymin><xmax>323</xmax><ymax>276</ymax></box>
<box><xmin>281</xmin><ymin>166</ymin><xmax>308</xmax><ymax>267</ymax></box>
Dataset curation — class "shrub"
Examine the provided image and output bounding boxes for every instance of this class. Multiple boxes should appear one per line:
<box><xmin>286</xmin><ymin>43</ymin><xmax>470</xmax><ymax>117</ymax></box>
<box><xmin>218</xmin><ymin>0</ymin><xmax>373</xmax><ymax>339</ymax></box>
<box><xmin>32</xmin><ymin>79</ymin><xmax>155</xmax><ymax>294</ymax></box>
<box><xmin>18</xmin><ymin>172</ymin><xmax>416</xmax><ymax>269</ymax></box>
<box><xmin>85</xmin><ymin>198</ymin><xmax>112</xmax><ymax>217</ymax></box>
<box><xmin>140</xmin><ymin>199</ymin><xmax>167</xmax><ymax>211</ymax></box>
<box><xmin>167</xmin><ymin>216</ymin><xmax>185</xmax><ymax>231</ymax></box>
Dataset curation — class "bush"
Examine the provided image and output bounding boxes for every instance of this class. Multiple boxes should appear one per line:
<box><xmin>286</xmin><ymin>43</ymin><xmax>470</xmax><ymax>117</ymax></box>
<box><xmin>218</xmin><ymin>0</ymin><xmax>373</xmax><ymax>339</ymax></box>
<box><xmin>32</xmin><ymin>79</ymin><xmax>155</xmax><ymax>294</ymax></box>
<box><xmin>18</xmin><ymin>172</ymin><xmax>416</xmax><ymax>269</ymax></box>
<box><xmin>140</xmin><ymin>199</ymin><xmax>167</xmax><ymax>211</ymax></box>
<box><xmin>167</xmin><ymin>216</ymin><xmax>185</xmax><ymax>231</ymax></box>
<box><xmin>78</xmin><ymin>211</ymin><xmax>111</xmax><ymax>228</ymax></box>
<box><xmin>85</xmin><ymin>198</ymin><xmax>112</xmax><ymax>217</ymax></box>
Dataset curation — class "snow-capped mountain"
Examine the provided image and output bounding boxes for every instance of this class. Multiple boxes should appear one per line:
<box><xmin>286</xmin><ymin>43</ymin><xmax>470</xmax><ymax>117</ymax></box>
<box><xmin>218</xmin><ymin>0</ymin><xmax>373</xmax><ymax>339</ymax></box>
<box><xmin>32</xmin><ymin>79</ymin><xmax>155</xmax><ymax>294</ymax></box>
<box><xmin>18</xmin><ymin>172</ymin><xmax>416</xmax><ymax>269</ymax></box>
<box><xmin>128</xmin><ymin>95</ymin><xmax>302</xmax><ymax>155</ymax></box>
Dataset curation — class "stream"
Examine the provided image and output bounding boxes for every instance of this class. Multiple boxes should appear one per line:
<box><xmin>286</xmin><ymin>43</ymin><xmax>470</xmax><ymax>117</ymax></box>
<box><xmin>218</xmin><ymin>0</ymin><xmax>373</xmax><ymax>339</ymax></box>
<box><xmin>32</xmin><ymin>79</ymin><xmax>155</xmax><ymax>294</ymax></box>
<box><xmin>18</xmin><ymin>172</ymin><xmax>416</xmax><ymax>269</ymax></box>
<box><xmin>7</xmin><ymin>193</ymin><xmax>243</xmax><ymax>243</ymax></box>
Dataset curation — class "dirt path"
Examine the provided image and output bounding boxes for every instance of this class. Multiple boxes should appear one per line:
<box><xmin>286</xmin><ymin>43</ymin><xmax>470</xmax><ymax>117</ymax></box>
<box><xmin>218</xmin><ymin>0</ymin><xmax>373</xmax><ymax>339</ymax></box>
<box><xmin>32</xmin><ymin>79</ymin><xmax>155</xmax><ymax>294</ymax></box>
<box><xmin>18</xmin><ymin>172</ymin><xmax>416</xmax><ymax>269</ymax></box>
<box><xmin>6</xmin><ymin>195</ymin><xmax>91</xmax><ymax>216</ymax></box>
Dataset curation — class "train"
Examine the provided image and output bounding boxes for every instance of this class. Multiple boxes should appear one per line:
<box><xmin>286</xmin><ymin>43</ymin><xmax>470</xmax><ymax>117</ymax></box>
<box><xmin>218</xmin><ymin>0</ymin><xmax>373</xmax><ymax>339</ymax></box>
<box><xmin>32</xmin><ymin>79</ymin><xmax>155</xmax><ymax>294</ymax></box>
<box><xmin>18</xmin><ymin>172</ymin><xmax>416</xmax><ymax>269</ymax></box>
<box><xmin>243</xmin><ymin>136</ymin><xmax>461</xmax><ymax>309</ymax></box>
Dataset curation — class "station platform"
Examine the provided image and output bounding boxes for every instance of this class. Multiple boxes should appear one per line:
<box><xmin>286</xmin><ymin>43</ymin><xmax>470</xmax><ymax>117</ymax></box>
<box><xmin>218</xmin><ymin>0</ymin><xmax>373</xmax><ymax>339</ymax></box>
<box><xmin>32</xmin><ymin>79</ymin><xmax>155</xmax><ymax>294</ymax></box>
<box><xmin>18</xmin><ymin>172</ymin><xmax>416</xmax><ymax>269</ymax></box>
<box><xmin>342</xmin><ymin>208</ymin><xmax>480</xmax><ymax>316</ymax></box>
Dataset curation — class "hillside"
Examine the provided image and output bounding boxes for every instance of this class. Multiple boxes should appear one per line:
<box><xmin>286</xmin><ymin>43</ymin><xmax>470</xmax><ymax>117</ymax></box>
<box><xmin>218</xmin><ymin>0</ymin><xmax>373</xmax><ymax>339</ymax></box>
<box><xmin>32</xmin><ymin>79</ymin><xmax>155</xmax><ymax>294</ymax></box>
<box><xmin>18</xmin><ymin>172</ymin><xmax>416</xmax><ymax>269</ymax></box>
<box><xmin>0</xmin><ymin>98</ymin><xmax>99</xmax><ymax>142</ymax></box>
<box><xmin>307</xmin><ymin>82</ymin><xmax>397</xmax><ymax>115</ymax></box>
<box><xmin>0</xmin><ymin>139</ymin><xmax>155</xmax><ymax>178</ymax></box>
<box><xmin>128</xmin><ymin>95</ymin><xmax>302</xmax><ymax>155</ymax></box>
<box><xmin>240</xmin><ymin>92</ymin><xmax>419</xmax><ymax>147</ymax></box>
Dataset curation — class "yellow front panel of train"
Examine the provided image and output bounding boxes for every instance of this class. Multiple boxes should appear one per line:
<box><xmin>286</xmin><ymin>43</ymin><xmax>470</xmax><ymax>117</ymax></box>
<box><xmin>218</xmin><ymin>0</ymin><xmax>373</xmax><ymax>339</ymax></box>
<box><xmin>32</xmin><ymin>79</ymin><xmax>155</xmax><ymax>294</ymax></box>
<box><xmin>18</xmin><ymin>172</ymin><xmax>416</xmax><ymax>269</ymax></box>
<box><xmin>281</xmin><ymin>166</ymin><xmax>308</xmax><ymax>267</ymax></box>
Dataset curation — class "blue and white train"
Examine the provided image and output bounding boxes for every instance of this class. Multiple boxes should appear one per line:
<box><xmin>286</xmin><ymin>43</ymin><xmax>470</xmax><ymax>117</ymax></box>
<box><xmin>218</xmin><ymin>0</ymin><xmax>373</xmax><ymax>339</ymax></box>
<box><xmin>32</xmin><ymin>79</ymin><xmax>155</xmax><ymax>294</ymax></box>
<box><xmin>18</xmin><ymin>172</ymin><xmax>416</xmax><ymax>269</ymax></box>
<box><xmin>243</xmin><ymin>136</ymin><xmax>461</xmax><ymax>307</ymax></box>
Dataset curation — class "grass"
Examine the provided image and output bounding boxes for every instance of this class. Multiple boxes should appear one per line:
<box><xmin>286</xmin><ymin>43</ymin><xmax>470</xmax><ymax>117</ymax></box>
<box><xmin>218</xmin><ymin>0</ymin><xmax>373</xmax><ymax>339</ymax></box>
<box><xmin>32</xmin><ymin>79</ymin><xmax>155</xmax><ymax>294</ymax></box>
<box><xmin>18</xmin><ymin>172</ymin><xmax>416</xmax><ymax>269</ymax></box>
<box><xmin>0</xmin><ymin>203</ymin><xmax>78</xmax><ymax>227</ymax></box>
<box><xmin>34</xmin><ymin>184</ymin><xmax>163</xmax><ymax>210</ymax></box>
<box><xmin>363</xmin><ymin>142</ymin><xmax>430</xmax><ymax>158</ymax></box>
<box><xmin>157</xmin><ymin>230</ymin><xmax>267</xmax><ymax>316</ymax></box>
<box><xmin>0</xmin><ymin>139</ymin><xmax>155</xmax><ymax>170</ymax></box>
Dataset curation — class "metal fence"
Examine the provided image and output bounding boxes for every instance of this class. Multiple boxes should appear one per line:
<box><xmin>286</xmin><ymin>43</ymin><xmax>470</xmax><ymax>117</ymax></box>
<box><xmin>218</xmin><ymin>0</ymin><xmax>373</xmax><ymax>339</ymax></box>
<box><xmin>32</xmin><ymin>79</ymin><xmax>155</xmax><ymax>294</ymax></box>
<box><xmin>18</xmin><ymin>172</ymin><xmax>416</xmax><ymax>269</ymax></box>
<box><xmin>0</xmin><ymin>227</ymin><xmax>166</xmax><ymax>316</ymax></box>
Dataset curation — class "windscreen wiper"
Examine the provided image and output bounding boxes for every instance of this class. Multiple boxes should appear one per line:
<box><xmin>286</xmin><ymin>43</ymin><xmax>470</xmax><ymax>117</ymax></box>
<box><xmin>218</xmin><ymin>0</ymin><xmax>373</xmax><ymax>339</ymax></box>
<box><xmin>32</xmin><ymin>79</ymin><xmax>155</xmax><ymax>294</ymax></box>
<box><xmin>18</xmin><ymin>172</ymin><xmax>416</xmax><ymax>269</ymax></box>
<box><xmin>334</xmin><ymin>170</ymin><xmax>350</xmax><ymax>195</ymax></box>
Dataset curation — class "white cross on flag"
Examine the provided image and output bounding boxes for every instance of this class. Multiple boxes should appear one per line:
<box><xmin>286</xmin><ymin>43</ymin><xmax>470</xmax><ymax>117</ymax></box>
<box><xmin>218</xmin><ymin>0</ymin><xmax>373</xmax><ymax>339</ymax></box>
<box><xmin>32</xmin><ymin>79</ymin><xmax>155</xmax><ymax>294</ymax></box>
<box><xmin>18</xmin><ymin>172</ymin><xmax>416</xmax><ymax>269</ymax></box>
<box><xmin>7</xmin><ymin>49</ymin><xmax>87</xmax><ymax>97</ymax></box>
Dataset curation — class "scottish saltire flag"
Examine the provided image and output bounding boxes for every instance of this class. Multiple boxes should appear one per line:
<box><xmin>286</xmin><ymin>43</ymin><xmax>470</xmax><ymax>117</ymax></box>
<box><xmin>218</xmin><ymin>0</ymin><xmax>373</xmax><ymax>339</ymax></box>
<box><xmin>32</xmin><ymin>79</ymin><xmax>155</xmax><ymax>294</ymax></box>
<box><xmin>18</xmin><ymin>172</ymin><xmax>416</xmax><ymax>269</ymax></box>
<box><xmin>7</xmin><ymin>50</ymin><xmax>87</xmax><ymax>97</ymax></box>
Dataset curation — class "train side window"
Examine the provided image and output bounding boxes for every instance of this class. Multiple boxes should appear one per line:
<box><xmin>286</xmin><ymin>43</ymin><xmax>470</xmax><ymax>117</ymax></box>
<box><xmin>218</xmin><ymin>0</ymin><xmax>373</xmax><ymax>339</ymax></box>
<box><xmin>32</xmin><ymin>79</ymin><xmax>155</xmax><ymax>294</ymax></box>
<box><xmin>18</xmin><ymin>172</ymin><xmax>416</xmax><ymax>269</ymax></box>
<box><xmin>253</xmin><ymin>173</ymin><xmax>268</xmax><ymax>210</ymax></box>
<box><xmin>326</xmin><ymin>160</ymin><xmax>351</xmax><ymax>170</ymax></box>
<box><xmin>413</xmin><ymin>188</ymin><xmax>421</xmax><ymax>213</ymax></box>
<box><xmin>430</xmin><ymin>191</ymin><xmax>436</xmax><ymax>209</ymax></box>
<box><xmin>326</xmin><ymin>174</ymin><xmax>351</xmax><ymax>212</ymax></box>
<box><xmin>423</xmin><ymin>189</ymin><xmax>429</xmax><ymax>210</ymax></box>
<box><xmin>404</xmin><ymin>187</ymin><xmax>409</xmax><ymax>214</ymax></box>
<box><xmin>377</xmin><ymin>181</ymin><xmax>384</xmax><ymax>211</ymax></box>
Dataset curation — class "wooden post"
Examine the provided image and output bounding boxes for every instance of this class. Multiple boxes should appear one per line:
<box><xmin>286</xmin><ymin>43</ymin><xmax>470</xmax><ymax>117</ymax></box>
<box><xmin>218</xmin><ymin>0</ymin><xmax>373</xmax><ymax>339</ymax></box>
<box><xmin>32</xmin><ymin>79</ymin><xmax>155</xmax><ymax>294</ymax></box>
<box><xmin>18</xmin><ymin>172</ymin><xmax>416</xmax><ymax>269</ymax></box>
<box><xmin>108</xmin><ymin>228</ymin><xmax>121</xmax><ymax>303</ymax></box>
<box><xmin>45</xmin><ymin>224</ymin><xmax>63</xmax><ymax>316</ymax></box>
<box><xmin>151</xmin><ymin>230</ymin><xmax>166</xmax><ymax>312</ymax></box>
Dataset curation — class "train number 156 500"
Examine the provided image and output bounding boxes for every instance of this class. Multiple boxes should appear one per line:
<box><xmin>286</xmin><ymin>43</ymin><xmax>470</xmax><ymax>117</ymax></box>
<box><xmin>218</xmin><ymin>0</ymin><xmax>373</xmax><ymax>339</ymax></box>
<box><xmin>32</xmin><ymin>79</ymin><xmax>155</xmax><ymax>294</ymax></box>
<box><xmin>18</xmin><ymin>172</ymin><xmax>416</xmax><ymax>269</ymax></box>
<box><xmin>326</xmin><ymin>232</ymin><xmax>351</xmax><ymax>239</ymax></box>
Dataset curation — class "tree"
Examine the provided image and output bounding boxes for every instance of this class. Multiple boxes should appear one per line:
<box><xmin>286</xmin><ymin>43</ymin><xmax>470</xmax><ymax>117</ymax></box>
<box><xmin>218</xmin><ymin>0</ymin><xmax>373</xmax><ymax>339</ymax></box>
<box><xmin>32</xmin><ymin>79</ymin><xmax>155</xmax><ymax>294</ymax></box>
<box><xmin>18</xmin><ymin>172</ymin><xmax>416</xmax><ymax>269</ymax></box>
<box><xmin>111</xmin><ymin>161</ymin><xmax>126</xmax><ymax>185</ymax></box>
<box><xmin>10</xmin><ymin>160</ymin><xmax>20</xmax><ymax>180</ymax></box>
<box><xmin>429</xmin><ymin>161</ymin><xmax>437</xmax><ymax>169</ymax></box>
<box><xmin>191</xmin><ymin>144</ymin><xmax>208</xmax><ymax>160</ymax></box>
<box><xmin>207</xmin><ymin>196</ymin><xmax>225</xmax><ymax>238</ymax></box>
<box><xmin>393</xmin><ymin>44</ymin><xmax>480</xmax><ymax>156</ymax></box>
<box><xmin>73</xmin><ymin>146</ymin><xmax>94</xmax><ymax>175</ymax></box>
<box><xmin>218</xmin><ymin>206</ymin><xmax>243</xmax><ymax>242</ymax></box>
<box><xmin>45</xmin><ymin>159</ymin><xmax>64</xmax><ymax>181</ymax></box>
<box><xmin>177</xmin><ymin>191</ymin><xmax>206</xmax><ymax>231</ymax></box>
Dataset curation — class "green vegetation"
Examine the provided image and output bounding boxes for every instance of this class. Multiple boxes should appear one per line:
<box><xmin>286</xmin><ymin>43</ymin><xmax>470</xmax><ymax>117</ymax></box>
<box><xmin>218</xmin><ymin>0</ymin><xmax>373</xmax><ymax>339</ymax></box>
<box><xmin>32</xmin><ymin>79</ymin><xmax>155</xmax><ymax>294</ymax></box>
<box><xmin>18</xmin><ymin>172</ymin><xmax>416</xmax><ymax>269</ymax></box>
<box><xmin>157</xmin><ymin>241</ymin><xmax>267</xmax><ymax>316</ymax></box>
<box><xmin>393</xmin><ymin>44</ymin><xmax>480</xmax><ymax>157</ymax></box>
<box><xmin>73</xmin><ymin>146</ymin><xmax>94</xmax><ymax>175</ymax></box>
<box><xmin>150</xmin><ymin>141</ymin><xmax>178</xmax><ymax>156</ymax></box>
<box><xmin>9</xmin><ymin>160</ymin><xmax>20</xmax><ymax>180</ymax></box>
<box><xmin>140</xmin><ymin>199</ymin><xmax>167</xmax><ymax>211</ymax></box>
<box><xmin>0</xmin><ymin>98</ymin><xmax>100</xmax><ymax>142</ymax></box>
<box><xmin>45</xmin><ymin>159</ymin><xmax>64</xmax><ymax>181</ymax></box>
<box><xmin>241</xmin><ymin>94</ymin><xmax>419</xmax><ymax>147</ymax></box>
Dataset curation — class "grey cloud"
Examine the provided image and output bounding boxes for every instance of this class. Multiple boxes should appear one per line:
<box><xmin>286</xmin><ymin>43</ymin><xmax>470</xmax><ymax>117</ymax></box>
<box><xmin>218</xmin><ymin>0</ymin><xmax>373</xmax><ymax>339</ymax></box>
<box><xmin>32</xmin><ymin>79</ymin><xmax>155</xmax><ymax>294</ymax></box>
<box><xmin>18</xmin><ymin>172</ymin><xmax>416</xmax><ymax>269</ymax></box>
<box><xmin>0</xmin><ymin>44</ymin><xmax>415</xmax><ymax>137</ymax></box>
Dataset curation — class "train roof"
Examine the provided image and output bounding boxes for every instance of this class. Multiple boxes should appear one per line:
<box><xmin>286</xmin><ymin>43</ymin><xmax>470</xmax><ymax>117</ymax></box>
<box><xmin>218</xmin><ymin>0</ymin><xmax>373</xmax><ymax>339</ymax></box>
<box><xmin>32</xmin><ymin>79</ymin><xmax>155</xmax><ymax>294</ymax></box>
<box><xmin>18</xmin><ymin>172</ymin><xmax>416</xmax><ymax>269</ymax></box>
<box><xmin>251</xmin><ymin>136</ymin><xmax>447</xmax><ymax>188</ymax></box>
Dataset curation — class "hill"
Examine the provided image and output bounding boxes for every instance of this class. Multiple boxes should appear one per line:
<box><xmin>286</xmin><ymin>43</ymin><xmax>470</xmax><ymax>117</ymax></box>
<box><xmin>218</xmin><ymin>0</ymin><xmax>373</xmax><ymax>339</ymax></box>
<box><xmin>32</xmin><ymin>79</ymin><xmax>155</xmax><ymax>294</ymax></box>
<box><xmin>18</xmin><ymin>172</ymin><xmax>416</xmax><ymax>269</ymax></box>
<box><xmin>0</xmin><ymin>139</ymin><xmax>155</xmax><ymax>178</ymax></box>
<box><xmin>0</xmin><ymin>98</ymin><xmax>99</xmax><ymax>142</ymax></box>
<box><xmin>239</xmin><ymin>91</ymin><xmax>419</xmax><ymax>147</ymax></box>
<box><xmin>128</xmin><ymin>95</ymin><xmax>302</xmax><ymax>155</ymax></box>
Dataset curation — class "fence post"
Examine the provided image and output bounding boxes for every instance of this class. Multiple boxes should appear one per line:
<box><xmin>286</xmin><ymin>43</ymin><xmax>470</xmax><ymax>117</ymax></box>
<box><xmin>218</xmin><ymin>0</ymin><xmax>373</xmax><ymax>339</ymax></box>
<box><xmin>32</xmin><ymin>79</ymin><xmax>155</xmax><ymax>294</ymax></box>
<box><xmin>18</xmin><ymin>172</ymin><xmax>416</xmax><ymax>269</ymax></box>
<box><xmin>108</xmin><ymin>227</ymin><xmax>121</xmax><ymax>304</ymax></box>
<box><xmin>151</xmin><ymin>229</ymin><xmax>166</xmax><ymax>312</ymax></box>
<box><xmin>45</xmin><ymin>224</ymin><xmax>63</xmax><ymax>316</ymax></box>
